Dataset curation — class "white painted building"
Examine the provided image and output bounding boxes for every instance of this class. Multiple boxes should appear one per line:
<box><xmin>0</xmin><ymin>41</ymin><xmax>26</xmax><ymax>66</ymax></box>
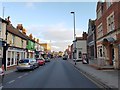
<box><xmin>73</xmin><ymin>32</ymin><xmax>88</xmax><ymax>61</ymax></box>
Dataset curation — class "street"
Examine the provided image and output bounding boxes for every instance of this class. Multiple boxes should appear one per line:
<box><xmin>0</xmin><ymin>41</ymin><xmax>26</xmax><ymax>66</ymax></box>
<box><xmin>2</xmin><ymin>58</ymin><xmax>99</xmax><ymax>88</ymax></box>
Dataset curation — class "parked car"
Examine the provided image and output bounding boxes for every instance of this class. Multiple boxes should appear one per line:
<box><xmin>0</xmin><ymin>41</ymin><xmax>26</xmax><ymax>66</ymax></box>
<box><xmin>0</xmin><ymin>67</ymin><xmax>4</xmax><ymax>87</ymax></box>
<box><xmin>16</xmin><ymin>58</ymin><xmax>39</xmax><ymax>71</ymax></box>
<box><xmin>63</xmin><ymin>55</ymin><xmax>68</xmax><ymax>60</ymax></box>
<box><xmin>44</xmin><ymin>57</ymin><xmax>50</xmax><ymax>62</ymax></box>
<box><xmin>36</xmin><ymin>57</ymin><xmax>45</xmax><ymax>66</ymax></box>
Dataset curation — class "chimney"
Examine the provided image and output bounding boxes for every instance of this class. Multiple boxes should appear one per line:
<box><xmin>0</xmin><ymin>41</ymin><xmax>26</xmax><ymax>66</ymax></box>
<box><xmin>82</xmin><ymin>32</ymin><xmax>88</xmax><ymax>40</ymax></box>
<box><xmin>22</xmin><ymin>28</ymin><xmax>27</xmax><ymax>35</ymax></box>
<box><xmin>34</xmin><ymin>38</ymin><xmax>36</xmax><ymax>41</ymax></box>
<box><xmin>29</xmin><ymin>34</ymin><xmax>33</xmax><ymax>39</ymax></box>
<box><xmin>17</xmin><ymin>24</ymin><xmax>23</xmax><ymax>30</ymax></box>
<box><xmin>37</xmin><ymin>39</ymin><xmax>39</xmax><ymax>43</ymax></box>
<box><xmin>6</xmin><ymin>16</ymin><xmax>11</xmax><ymax>24</ymax></box>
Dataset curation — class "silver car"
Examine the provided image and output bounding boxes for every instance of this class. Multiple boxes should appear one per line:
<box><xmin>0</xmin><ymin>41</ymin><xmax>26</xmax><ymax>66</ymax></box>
<box><xmin>16</xmin><ymin>58</ymin><xmax>39</xmax><ymax>71</ymax></box>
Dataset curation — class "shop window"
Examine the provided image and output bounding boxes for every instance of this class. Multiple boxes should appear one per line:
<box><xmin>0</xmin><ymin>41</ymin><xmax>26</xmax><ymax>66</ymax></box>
<box><xmin>11</xmin><ymin>52</ymin><xmax>14</xmax><ymax>65</ymax></box>
<box><xmin>7</xmin><ymin>51</ymin><xmax>11</xmax><ymax>66</ymax></box>
<box><xmin>15</xmin><ymin>52</ymin><xmax>17</xmax><ymax>64</ymax></box>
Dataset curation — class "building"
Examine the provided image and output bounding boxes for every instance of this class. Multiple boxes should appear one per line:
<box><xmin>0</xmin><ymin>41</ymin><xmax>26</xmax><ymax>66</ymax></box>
<box><xmin>39</xmin><ymin>43</ymin><xmax>51</xmax><ymax>53</ymax></box>
<box><xmin>34</xmin><ymin>38</ymin><xmax>42</xmax><ymax>58</ymax></box>
<box><xmin>6</xmin><ymin>18</ymin><xmax>27</xmax><ymax>70</ymax></box>
<box><xmin>73</xmin><ymin>32</ymin><xmax>88</xmax><ymax>61</ymax></box>
<box><xmin>26</xmin><ymin>34</ymin><xmax>35</xmax><ymax>58</ymax></box>
<box><xmin>0</xmin><ymin>17</ymin><xmax>8</xmax><ymax>69</ymax></box>
<box><xmin>65</xmin><ymin>45</ymin><xmax>71</xmax><ymax>59</ymax></box>
<box><xmin>87</xmin><ymin>19</ymin><xmax>97</xmax><ymax>60</ymax></box>
<box><xmin>95</xmin><ymin>1</ymin><xmax>120</xmax><ymax>69</ymax></box>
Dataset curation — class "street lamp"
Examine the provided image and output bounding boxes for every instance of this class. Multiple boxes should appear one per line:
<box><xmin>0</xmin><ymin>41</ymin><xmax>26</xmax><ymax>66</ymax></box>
<box><xmin>71</xmin><ymin>11</ymin><xmax>76</xmax><ymax>65</ymax></box>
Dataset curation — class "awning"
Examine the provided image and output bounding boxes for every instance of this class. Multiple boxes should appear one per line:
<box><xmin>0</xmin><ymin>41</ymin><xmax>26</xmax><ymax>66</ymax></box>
<box><xmin>103</xmin><ymin>37</ymin><xmax>115</xmax><ymax>43</ymax></box>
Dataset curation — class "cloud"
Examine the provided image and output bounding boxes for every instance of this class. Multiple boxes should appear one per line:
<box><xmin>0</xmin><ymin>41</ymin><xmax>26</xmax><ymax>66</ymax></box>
<box><xmin>26</xmin><ymin>23</ymin><xmax>84</xmax><ymax>52</ymax></box>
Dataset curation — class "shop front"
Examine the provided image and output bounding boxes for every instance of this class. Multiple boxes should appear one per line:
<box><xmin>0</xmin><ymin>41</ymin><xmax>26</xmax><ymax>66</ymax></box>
<box><xmin>6</xmin><ymin>47</ymin><xmax>26</xmax><ymax>69</ymax></box>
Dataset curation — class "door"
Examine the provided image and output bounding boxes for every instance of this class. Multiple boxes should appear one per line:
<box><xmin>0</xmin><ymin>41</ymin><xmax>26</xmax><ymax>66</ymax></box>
<box><xmin>17</xmin><ymin>52</ymin><xmax>20</xmax><ymax>65</ymax></box>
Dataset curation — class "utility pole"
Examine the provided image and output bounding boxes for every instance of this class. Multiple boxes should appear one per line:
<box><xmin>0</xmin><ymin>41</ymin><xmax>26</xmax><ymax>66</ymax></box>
<box><xmin>3</xmin><ymin>7</ymin><xmax>5</xmax><ymax>19</ymax></box>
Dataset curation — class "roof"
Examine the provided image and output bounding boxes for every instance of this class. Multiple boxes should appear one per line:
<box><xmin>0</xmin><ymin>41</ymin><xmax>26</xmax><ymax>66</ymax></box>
<box><xmin>0</xmin><ymin>17</ymin><xmax>8</xmax><ymax>23</ymax></box>
<box><xmin>7</xmin><ymin>24</ymin><xmax>28</xmax><ymax>40</ymax></box>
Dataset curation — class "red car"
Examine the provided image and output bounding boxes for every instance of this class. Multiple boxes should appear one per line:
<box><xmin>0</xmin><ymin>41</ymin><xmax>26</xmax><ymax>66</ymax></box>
<box><xmin>36</xmin><ymin>57</ymin><xmax>45</xmax><ymax>66</ymax></box>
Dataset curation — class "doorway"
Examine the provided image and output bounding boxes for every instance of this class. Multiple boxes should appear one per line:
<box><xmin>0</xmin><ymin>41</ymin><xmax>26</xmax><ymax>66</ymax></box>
<box><xmin>110</xmin><ymin>44</ymin><xmax>114</xmax><ymax>65</ymax></box>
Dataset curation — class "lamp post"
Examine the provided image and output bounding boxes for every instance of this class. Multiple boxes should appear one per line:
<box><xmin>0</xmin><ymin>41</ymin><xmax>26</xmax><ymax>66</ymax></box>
<box><xmin>71</xmin><ymin>11</ymin><xmax>76</xmax><ymax>65</ymax></box>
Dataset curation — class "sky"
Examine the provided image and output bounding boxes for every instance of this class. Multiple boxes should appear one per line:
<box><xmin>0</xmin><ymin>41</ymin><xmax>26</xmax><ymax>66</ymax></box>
<box><xmin>0</xmin><ymin>2</ymin><xmax>97</xmax><ymax>52</ymax></box>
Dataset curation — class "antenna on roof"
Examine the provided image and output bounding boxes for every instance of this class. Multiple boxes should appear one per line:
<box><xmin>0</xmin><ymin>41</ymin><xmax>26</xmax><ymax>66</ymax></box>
<box><xmin>3</xmin><ymin>7</ymin><xmax>5</xmax><ymax>19</ymax></box>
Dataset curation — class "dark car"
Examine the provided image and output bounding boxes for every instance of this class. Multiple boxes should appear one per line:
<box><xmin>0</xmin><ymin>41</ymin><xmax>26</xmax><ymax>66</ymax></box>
<box><xmin>44</xmin><ymin>57</ymin><xmax>50</xmax><ymax>62</ymax></box>
<box><xmin>63</xmin><ymin>55</ymin><xmax>68</xmax><ymax>60</ymax></box>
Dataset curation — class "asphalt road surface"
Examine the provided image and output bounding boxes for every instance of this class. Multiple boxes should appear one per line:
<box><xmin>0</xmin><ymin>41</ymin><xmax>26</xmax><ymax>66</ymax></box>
<box><xmin>2</xmin><ymin>58</ymin><xmax>99</xmax><ymax>88</ymax></box>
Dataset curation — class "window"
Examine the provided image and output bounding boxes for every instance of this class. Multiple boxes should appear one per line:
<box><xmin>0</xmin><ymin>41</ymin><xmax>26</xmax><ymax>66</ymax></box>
<box><xmin>97</xmin><ymin>7</ymin><xmax>102</xmax><ymax>19</ymax></box>
<box><xmin>12</xmin><ymin>35</ymin><xmax>15</xmax><ymax>45</ymax></box>
<box><xmin>79</xmin><ymin>51</ymin><xmax>82</xmax><ymax>58</ymax></box>
<box><xmin>7</xmin><ymin>51</ymin><xmax>11</xmax><ymax>66</ymax></box>
<box><xmin>98</xmin><ymin>46</ymin><xmax>103</xmax><ymax>57</ymax></box>
<box><xmin>11</xmin><ymin>52</ymin><xmax>14</xmax><ymax>65</ymax></box>
<box><xmin>97</xmin><ymin>23</ymin><xmax>103</xmax><ymax>39</ymax></box>
<box><xmin>21</xmin><ymin>39</ymin><xmax>23</xmax><ymax>48</ymax></box>
<box><xmin>107</xmin><ymin>12</ymin><xmax>114</xmax><ymax>32</ymax></box>
<box><xmin>106</xmin><ymin>1</ymin><xmax>113</xmax><ymax>9</ymax></box>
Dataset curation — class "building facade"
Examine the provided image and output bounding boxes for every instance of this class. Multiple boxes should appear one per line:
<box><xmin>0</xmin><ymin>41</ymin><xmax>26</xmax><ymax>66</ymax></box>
<box><xmin>73</xmin><ymin>32</ymin><xmax>88</xmax><ymax>61</ymax></box>
<box><xmin>87</xmin><ymin>19</ymin><xmax>97</xmax><ymax>60</ymax></box>
<box><xmin>5</xmin><ymin>18</ymin><xmax>27</xmax><ymax>70</ymax></box>
<box><xmin>0</xmin><ymin>17</ymin><xmax>8</xmax><ymax>69</ymax></box>
<box><xmin>95</xmin><ymin>1</ymin><xmax>120</xmax><ymax>69</ymax></box>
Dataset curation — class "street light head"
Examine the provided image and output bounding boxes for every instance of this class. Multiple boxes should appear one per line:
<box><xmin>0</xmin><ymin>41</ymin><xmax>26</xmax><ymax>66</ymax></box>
<box><xmin>71</xmin><ymin>12</ymin><xmax>74</xmax><ymax>14</ymax></box>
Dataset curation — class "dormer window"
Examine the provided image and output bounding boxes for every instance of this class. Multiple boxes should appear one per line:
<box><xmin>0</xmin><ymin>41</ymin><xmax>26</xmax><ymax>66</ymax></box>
<box><xmin>97</xmin><ymin>7</ymin><xmax>102</xmax><ymax>19</ymax></box>
<box><xmin>106</xmin><ymin>1</ymin><xmax>113</xmax><ymax>9</ymax></box>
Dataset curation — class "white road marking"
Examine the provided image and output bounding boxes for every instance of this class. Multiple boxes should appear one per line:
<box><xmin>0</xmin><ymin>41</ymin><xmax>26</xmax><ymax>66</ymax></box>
<box><xmin>18</xmin><ymin>76</ymin><xmax>23</xmax><ymax>78</ymax></box>
<box><xmin>8</xmin><ymin>80</ymin><xmax>15</xmax><ymax>84</ymax></box>
<box><xmin>0</xmin><ymin>86</ymin><xmax>3</xmax><ymax>90</ymax></box>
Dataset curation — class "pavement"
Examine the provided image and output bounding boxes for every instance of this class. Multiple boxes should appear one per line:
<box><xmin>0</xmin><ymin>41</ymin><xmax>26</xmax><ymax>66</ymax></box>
<box><xmin>68</xmin><ymin>59</ymin><xmax>119</xmax><ymax>89</ymax></box>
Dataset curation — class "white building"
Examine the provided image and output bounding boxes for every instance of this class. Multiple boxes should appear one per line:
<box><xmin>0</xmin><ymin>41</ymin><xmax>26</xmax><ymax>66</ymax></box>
<box><xmin>73</xmin><ymin>32</ymin><xmax>88</xmax><ymax>61</ymax></box>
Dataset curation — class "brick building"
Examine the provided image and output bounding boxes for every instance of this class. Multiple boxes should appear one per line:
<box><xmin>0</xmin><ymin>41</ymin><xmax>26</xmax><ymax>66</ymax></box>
<box><xmin>95</xmin><ymin>1</ymin><xmax>120</xmax><ymax>69</ymax></box>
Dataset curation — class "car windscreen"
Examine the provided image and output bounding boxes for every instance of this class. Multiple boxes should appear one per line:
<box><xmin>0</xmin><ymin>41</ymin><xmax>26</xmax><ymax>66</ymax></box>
<box><xmin>19</xmin><ymin>59</ymin><xmax>29</xmax><ymax>63</ymax></box>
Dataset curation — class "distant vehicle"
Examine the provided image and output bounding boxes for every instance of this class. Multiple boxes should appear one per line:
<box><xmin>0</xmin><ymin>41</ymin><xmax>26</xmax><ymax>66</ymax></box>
<box><xmin>44</xmin><ymin>57</ymin><xmax>51</xmax><ymax>62</ymax></box>
<box><xmin>36</xmin><ymin>57</ymin><xmax>45</xmax><ymax>66</ymax></box>
<box><xmin>63</xmin><ymin>55</ymin><xmax>68</xmax><ymax>60</ymax></box>
<box><xmin>16</xmin><ymin>58</ymin><xmax>39</xmax><ymax>71</ymax></box>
